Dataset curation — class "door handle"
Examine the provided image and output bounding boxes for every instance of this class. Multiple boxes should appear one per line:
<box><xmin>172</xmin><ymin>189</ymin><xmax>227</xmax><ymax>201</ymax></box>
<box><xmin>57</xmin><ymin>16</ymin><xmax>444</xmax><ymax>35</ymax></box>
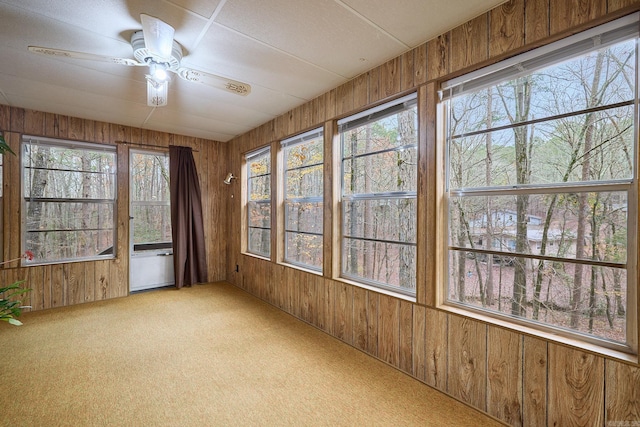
<box><xmin>157</xmin><ymin>252</ymin><xmax>173</xmax><ymax>256</ymax></box>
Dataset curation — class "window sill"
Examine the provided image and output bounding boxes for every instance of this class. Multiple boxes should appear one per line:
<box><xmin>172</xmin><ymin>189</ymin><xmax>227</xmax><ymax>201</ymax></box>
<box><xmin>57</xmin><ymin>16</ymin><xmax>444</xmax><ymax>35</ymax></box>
<box><xmin>335</xmin><ymin>276</ymin><xmax>417</xmax><ymax>303</ymax></box>
<box><xmin>439</xmin><ymin>303</ymin><xmax>638</xmax><ymax>366</ymax></box>
<box><xmin>277</xmin><ymin>261</ymin><xmax>323</xmax><ymax>277</ymax></box>
<box><xmin>241</xmin><ymin>252</ymin><xmax>271</xmax><ymax>262</ymax></box>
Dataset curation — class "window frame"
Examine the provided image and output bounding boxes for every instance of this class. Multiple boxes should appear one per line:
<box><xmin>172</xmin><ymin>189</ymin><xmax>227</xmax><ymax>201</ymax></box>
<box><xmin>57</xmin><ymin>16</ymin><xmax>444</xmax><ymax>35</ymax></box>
<box><xmin>438</xmin><ymin>13</ymin><xmax>639</xmax><ymax>356</ymax></box>
<box><xmin>281</xmin><ymin>128</ymin><xmax>324</xmax><ymax>272</ymax></box>
<box><xmin>21</xmin><ymin>136</ymin><xmax>117</xmax><ymax>266</ymax></box>
<box><xmin>245</xmin><ymin>145</ymin><xmax>272</xmax><ymax>259</ymax></box>
<box><xmin>338</xmin><ymin>92</ymin><xmax>419</xmax><ymax>297</ymax></box>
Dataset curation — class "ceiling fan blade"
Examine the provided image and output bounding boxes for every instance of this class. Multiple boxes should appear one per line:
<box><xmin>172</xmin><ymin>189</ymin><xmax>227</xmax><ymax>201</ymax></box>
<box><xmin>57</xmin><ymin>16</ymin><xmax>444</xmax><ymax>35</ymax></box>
<box><xmin>176</xmin><ymin>67</ymin><xmax>251</xmax><ymax>96</ymax></box>
<box><xmin>28</xmin><ymin>46</ymin><xmax>143</xmax><ymax>66</ymax></box>
<box><xmin>140</xmin><ymin>14</ymin><xmax>175</xmax><ymax>60</ymax></box>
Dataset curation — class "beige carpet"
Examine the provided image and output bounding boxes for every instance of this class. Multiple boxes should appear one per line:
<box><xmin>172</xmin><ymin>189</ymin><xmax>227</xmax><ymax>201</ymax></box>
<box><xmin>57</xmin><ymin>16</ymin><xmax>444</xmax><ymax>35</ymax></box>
<box><xmin>1</xmin><ymin>282</ymin><xmax>502</xmax><ymax>426</ymax></box>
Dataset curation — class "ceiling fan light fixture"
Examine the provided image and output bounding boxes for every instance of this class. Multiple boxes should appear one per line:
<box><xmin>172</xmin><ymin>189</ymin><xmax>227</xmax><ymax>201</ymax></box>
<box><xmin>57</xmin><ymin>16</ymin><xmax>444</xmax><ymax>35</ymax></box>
<box><xmin>149</xmin><ymin>61</ymin><xmax>169</xmax><ymax>82</ymax></box>
<box><xmin>147</xmin><ymin>78</ymin><xmax>168</xmax><ymax>107</ymax></box>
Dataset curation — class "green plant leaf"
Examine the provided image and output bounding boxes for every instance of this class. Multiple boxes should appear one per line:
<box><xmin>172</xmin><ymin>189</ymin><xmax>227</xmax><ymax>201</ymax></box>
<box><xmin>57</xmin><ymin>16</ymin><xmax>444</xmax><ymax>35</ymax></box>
<box><xmin>8</xmin><ymin>318</ymin><xmax>23</xmax><ymax>326</ymax></box>
<box><xmin>0</xmin><ymin>134</ymin><xmax>16</xmax><ymax>156</ymax></box>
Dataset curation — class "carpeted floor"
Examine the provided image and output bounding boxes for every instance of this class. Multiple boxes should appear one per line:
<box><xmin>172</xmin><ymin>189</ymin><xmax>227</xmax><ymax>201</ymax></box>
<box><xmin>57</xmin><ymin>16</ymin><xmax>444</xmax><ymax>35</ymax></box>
<box><xmin>1</xmin><ymin>282</ymin><xmax>502</xmax><ymax>426</ymax></box>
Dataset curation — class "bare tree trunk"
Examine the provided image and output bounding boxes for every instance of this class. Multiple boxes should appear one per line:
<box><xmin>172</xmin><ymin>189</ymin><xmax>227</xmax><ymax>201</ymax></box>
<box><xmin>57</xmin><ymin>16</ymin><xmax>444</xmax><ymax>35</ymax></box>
<box><xmin>571</xmin><ymin>53</ymin><xmax>603</xmax><ymax>328</ymax></box>
<box><xmin>485</xmin><ymin>89</ymin><xmax>494</xmax><ymax>306</ymax></box>
<box><xmin>26</xmin><ymin>145</ymin><xmax>52</xmax><ymax>259</ymax></box>
<box><xmin>511</xmin><ymin>77</ymin><xmax>532</xmax><ymax>317</ymax></box>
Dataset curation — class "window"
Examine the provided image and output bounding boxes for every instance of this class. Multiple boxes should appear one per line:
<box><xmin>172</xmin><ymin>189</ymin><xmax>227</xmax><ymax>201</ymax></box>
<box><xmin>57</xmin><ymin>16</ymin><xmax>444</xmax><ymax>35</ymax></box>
<box><xmin>441</xmin><ymin>14</ymin><xmax>638</xmax><ymax>353</ymax></box>
<box><xmin>22</xmin><ymin>137</ymin><xmax>117</xmax><ymax>264</ymax></box>
<box><xmin>246</xmin><ymin>146</ymin><xmax>271</xmax><ymax>258</ymax></box>
<box><xmin>130</xmin><ymin>150</ymin><xmax>171</xmax><ymax>252</ymax></box>
<box><xmin>339</xmin><ymin>93</ymin><xmax>418</xmax><ymax>296</ymax></box>
<box><xmin>282</xmin><ymin>128</ymin><xmax>324</xmax><ymax>271</ymax></box>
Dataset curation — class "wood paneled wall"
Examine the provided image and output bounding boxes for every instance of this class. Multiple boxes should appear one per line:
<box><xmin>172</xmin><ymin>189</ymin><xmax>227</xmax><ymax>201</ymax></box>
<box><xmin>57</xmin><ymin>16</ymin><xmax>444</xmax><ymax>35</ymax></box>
<box><xmin>0</xmin><ymin>105</ymin><xmax>227</xmax><ymax>311</ymax></box>
<box><xmin>224</xmin><ymin>1</ymin><xmax>640</xmax><ymax>426</ymax></box>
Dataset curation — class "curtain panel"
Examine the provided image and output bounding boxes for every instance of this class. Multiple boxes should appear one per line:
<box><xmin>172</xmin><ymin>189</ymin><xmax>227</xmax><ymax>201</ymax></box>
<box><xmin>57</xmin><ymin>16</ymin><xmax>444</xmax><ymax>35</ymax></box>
<box><xmin>169</xmin><ymin>145</ymin><xmax>208</xmax><ymax>288</ymax></box>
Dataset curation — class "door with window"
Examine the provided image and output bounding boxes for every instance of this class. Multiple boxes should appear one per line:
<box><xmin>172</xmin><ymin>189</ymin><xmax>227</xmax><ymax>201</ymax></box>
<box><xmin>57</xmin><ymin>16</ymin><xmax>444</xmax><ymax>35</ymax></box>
<box><xmin>129</xmin><ymin>150</ymin><xmax>173</xmax><ymax>291</ymax></box>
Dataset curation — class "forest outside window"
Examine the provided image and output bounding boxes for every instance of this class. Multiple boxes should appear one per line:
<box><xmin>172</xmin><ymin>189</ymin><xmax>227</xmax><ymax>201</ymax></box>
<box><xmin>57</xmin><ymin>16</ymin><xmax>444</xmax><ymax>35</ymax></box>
<box><xmin>246</xmin><ymin>146</ymin><xmax>271</xmax><ymax>258</ymax></box>
<box><xmin>22</xmin><ymin>137</ymin><xmax>117</xmax><ymax>264</ymax></box>
<box><xmin>339</xmin><ymin>93</ymin><xmax>418</xmax><ymax>296</ymax></box>
<box><xmin>441</xmin><ymin>14</ymin><xmax>638</xmax><ymax>354</ymax></box>
<box><xmin>282</xmin><ymin>128</ymin><xmax>324</xmax><ymax>271</ymax></box>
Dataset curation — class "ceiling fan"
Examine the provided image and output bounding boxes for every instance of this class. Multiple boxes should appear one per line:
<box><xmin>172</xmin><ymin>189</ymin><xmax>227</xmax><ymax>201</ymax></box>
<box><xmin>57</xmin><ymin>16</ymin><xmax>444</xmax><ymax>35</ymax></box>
<box><xmin>28</xmin><ymin>14</ymin><xmax>251</xmax><ymax>107</ymax></box>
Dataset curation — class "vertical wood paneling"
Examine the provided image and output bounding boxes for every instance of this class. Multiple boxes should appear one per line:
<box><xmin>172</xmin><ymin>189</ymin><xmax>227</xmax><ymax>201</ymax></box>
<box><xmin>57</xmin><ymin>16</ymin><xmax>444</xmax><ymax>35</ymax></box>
<box><xmin>68</xmin><ymin>116</ymin><xmax>84</xmax><ymax>140</ymax></box>
<box><xmin>42</xmin><ymin>265</ymin><xmax>52</xmax><ymax>310</ymax></box>
<box><xmin>608</xmin><ymin>0</ymin><xmax>640</xmax><ymax>12</ymax></box>
<box><xmin>28</xmin><ymin>266</ymin><xmax>45</xmax><ymax>311</ymax></box>
<box><xmin>489</xmin><ymin>0</ymin><xmax>525</xmax><ymax>58</ymax></box>
<box><xmin>425</xmin><ymin>308</ymin><xmax>447</xmax><ymax>390</ymax></box>
<box><xmin>0</xmin><ymin>104</ymin><xmax>10</xmax><ymax>129</ymax></box>
<box><xmin>95</xmin><ymin>260</ymin><xmax>110</xmax><ymax>301</ymax></box>
<box><xmin>44</xmin><ymin>112</ymin><xmax>58</xmax><ymax>137</ymax></box>
<box><xmin>400</xmin><ymin>49</ymin><xmax>415</xmax><ymax>91</ymax></box>
<box><xmin>487</xmin><ymin>327</ymin><xmax>523</xmax><ymax>426</ymax></box>
<box><xmin>368</xmin><ymin>67</ymin><xmax>382</xmax><ymax>104</ymax></box>
<box><xmin>57</xmin><ymin>114</ymin><xmax>68</xmax><ymax>138</ymax></box>
<box><xmin>550</xmin><ymin>0</ymin><xmax>606</xmax><ymax>35</ymax></box>
<box><xmin>548</xmin><ymin>344</ymin><xmax>604</xmax><ymax>426</ymax></box>
<box><xmin>336</xmin><ymin>82</ymin><xmax>354</xmax><ymax>116</ymax></box>
<box><xmin>353</xmin><ymin>286</ymin><xmax>368</xmax><ymax>351</ymax></box>
<box><xmin>24</xmin><ymin>109</ymin><xmax>45</xmax><ymax>135</ymax></box>
<box><xmin>450</xmin><ymin>14</ymin><xmax>489</xmax><ymax>73</ymax></box>
<box><xmin>10</xmin><ymin>108</ymin><xmax>25</xmax><ymax>133</ymax></box>
<box><xmin>51</xmin><ymin>263</ymin><xmax>65</xmax><ymax>307</ymax></box>
<box><xmin>420</xmin><ymin>83</ymin><xmax>437</xmax><ymax>306</ymax></box>
<box><xmin>66</xmin><ymin>262</ymin><xmax>85</xmax><ymax>306</ymax></box>
<box><xmin>378</xmin><ymin>294</ymin><xmax>400</xmax><ymax>366</ymax></box>
<box><xmin>381</xmin><ymin>57</ymin><xmax>401</xmax><ymax>99</ymax></box>
<box><xmin>413</xmin><ymin>43</ymin><xmax>428</xmax><ymax>86</ymax></box>
<box><xmin>411</xmin><ymin>304</ymin><xmax>427</xmax><ymax>381</ymax></box>
<box><xmin>399</xmin><ymin>300</ymin><xmax>413</xmax><ymax>374</ymax></box>
<box><xmin>525</xmin><ymin>0</ymin><xmax>550</xmax><ymax>44</ymax></box>
<box><xmin>447</xmin><ymin>315</ymin><xmax>487</xmax><ymax>410</ymax></box>
<box><xmin>84</xmin><ymin>261</ymin><xmax>95</xmax><ymax>303</ymax></box>
<box><xmin>426</xmin><ymin>33</ymin><xmax>450</xmax><ymax>85</ymax></box>
<box><xmin>366</xmin><ymin>290</ymin><xmax>379</xmax><ymax>357</ymax></box>
<box><xmin>319</xmin><ymin>277</ymin><xmax>335</xmax><ymax>335</ymax></box>
<box><xmin>334</xmin><ymin>282</ymin><xmax>353</xmax><ymax>344</ymax></box>
<box><xmin>113</xmin><ymin>143</ymin><xmax>129</xmax><ymax>297</ymax></box>
<box><xmin>5</xmin><ymin>133</ymin><xmax>21</xmax><ymax>260</ymax></box>
<box><xmin>523</xmin><ymin>336</ymin><xmax>548</xmax><ymax>427</ymax></box>
<box><xmin>353</xmin><ymin>73</ymin><xmax>369</xmax><ymax>110</ymax></box>
<box><xmin>605</xmin><ymin>359</ymin><xmax>640</xmax><ymax>424</ymax></box>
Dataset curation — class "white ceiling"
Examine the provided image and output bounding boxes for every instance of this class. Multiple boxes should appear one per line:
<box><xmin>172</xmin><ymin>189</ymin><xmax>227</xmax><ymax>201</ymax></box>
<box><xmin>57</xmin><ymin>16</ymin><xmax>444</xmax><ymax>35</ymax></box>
<box><xmin>0</xmin><ymin>0</ymin><xmax>505</xmax><ymax>142</ymax></box>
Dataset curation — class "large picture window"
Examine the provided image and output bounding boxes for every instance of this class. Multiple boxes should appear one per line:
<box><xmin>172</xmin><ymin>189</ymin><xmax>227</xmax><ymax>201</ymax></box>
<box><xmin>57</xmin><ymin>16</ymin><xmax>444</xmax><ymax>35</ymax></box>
<box><xmin>246</xmin><ymin>146</ymin><xmax>271</xmax><ymax>258</ymax></box>
<box><xmin>339</xmin><ymin>93</ymin><xmax>418</xmax><ymax>296</ymax></box>
<box><xmin>282</xmin><ymin>128</ymin><xmax>324</xmax><ymax>271</ymax></box>
<box><xmin>441</xmin><ymin>15</ymin><xmax>638</xmax><ymax>353</ymax></box>
<box><xmin>22</xmin><ymin>137</ymin><xmax>117</xmax><ymax>264</ymax></box>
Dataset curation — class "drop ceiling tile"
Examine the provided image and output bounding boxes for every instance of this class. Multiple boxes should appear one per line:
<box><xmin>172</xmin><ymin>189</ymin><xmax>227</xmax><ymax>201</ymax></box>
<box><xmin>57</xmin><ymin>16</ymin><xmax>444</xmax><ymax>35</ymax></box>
<box><xmin>185</xmin><ymin>23</ymin><xmax>347</xmax><ymax>100</ymax></box>
<box><xmin>341</xmin><ymin>0</ymin><xmax>507</xmax><ymax>46</ymax></box>
<box><xmin>215</xmin><ymin>0</ymin><xmax>407</xmax><ymax>78</ymax></box>
<box><xmin>166</xmin><ymin>0</ymin><xmax>223</xmax><ymax>19</ymax></box>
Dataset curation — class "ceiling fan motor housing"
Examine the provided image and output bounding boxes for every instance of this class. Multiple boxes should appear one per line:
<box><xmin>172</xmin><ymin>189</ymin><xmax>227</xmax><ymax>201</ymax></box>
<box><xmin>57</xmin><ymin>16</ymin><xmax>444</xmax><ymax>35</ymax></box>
<box><xmin>130</xmin><ymin>30</ymin><xmax>182</xmax><ymax>70</ymax></box>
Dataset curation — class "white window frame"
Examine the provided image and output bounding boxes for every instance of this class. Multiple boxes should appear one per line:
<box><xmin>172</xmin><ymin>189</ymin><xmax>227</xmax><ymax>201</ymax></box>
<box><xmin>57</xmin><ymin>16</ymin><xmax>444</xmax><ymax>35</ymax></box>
<box><xmin>21</xmin><ymin>136</ymin><xmax>117</xmax><ymax>265</ymax></box>
<box><xmin>439</xmin><ymin>13</ymin><xmax>639</xmax><ymax>356</ymax></box>
<box><xmin>281</xmin><ymin>128</ymin><xmax>324</xmax><ymax>272</ymax></box>
<box><xmin>338</xmin><ymin>93</ymin><xmax>418</xmax><ymax>297</ymax></box>
<box><xmin>245</xmin><ymin>146</ymin><xmax>272</xmax><ymax>258</ymax></box>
